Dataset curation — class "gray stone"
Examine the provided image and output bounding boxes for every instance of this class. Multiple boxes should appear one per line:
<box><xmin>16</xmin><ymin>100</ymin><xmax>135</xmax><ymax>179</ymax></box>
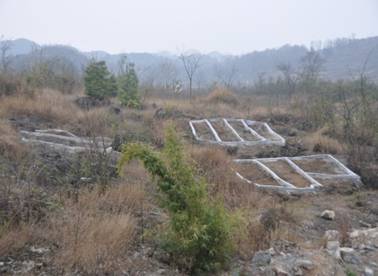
<box><xmin>252</xmin><ymin>251</ymin><xmax>272</xmax><ymax>267</ymax></box>
<box><xmin>273</xmin><ymin>265</ymin><xmax>289</xmax><ymax>276</ymax></box>
<box><xmin>364</xmin><ymin>267</ymin><xmax>374</xmax><ymax>276</ymax></box>
<box><xmin>30</xmin><ymin>246</ymin><xmax>49</xmax><ymax>254</ymax></box>
<box><xmin>267</xmin><ymin>247</ymin><xmax>275</xmax><ymax>256</ymax></box>
<box><xmin>21</xmin><ymin>261</ymin><xmax>35</xmax><ymax>273</ymax></box>
<box><xmin>295</xmin><ymin>259</ymin><xmax>315</xmax><ymax>270</ymax></box>
<box><xmin>360</xmin><ymin>220</ymin><xmax>373</xmax><ymax>228</ymax></box>
<box><xmin>294</xmin><ymin>267</ymin><xmax>303</xmax><ymax>276</ymax></box>
<box><xmin>326</xmin><ymin>240</ymin><xmax>341</xmax><ymax>259</ymax></box>
<box><xmin>324</xmin><ymin>230</ymin><xmax>339</xmax><ymax>241</ymax></box>
<box><xmin>321</xmin><ymin>210</ymin><xmax>335</xmax><ymax>220</ymax></box>
<box><xmin>340</xmin><ymin>247</ymin><xmax>360</xmax><ymax>264</ymax></box>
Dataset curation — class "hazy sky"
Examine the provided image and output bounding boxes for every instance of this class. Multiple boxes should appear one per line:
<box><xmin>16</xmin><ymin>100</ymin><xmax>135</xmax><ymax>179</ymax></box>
<box><xmin>1</xmin><ymin>0</ymin><xmax>377</xmax><ymax>54</ymax></box>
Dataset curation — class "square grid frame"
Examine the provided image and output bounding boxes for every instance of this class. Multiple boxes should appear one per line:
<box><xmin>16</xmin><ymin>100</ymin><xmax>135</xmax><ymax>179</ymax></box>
<box><xmin>189</xmin><ymin>118</ymin><xmax>285</xmax><ymax>146</ymax></box>
<box><xmin>234</xmin><ymin>154</ymin><xmax>360</xmax><ymax>193</ymax></box>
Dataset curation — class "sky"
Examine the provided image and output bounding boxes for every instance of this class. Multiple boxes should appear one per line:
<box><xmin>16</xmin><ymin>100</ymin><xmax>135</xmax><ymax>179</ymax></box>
<box><xmin>1</xmin><ymin>0</ymin><xmax>377</xmax><ymax>54</ymax></box>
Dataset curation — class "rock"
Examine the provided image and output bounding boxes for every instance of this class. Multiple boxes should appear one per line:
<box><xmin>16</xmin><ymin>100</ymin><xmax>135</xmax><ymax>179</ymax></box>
<box><xmin>349</xmin><ymin>227</ymin><xmax>378</xmax><ymax>248</ymax></box>
<box><xmin>273</xmin><ymin>265</ymin><xmax>289</xmax><ymax>275</ymax></box>
<box><xmin>30</xmin><ymin>246</ymin><xmax>49</xmax><ymax>254</ymax></box>
<box><xmin>364</xmin><ymin>267</ymin><xmax>374</xmax><ymax>276</ymax></box>
<box><xmin>326</xmin><ymin>240</ymin><xmax>341</xmax><ymax>259</ymax></box>
<box><xmin>294</xmin><ymin>267</ymin><xmax>303</xmax><ymax>276</ymax></box>
<box><xmin>340</xmin><ymin>247</ymin><xmax>360</xmax><ymax>264</ymax></box>
<box><xmin>295</xmin><ymin>259</ymin><xmax>314</xmax><ymax>270</ymax></box>
<box><xmin>324</xmin><ymin>230</ymin><xmax>339</xmax><ymax>241</ymax></box>
<box><xmin>267</xmin><ymin>247</ymin><xmax>275</xmax><ymax>256</ymax></box>
<box><xmin>154</xmin><ymin>268</ymin><xmax>166</xmax><ymax>275</ymax></box>
<box><xmin>21</xmin><ymin>260</ymin><xmax>35</xmax><ymax>273</ymax></box>
<box><xmin>288</xmin><ymin>129</ymin><xmax>297</xmax><ymax>137</ymax></box>
<box><xmin>360</xmin><ymin>220</ymin><xmax>373</xmax><ymax>228</ymax></box>
<box><xmin>252</xmin><ymin>250</ymin><xmax>272</xmax><ymax>267</ymax></box>
<box><xmin>321</xmin><ymin>210</ymin><xmax>335</xmax><ymax>220</ymax></box>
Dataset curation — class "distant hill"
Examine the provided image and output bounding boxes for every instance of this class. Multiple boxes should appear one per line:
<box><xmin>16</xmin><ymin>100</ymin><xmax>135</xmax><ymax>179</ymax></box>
<box><xmin>2</xmin><ymin>36</ymin><xmax>378</xmax><ymax>85</ymax></box>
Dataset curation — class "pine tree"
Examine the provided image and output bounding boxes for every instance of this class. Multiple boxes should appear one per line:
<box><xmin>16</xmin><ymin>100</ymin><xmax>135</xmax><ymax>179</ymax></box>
<box><xmin>84</xmin><ymin>60</ymin><xmax>116</xmax><ymax>99</ymax></box>
<box><xmin>118</xmin><ymin>62</ymin><xmax>140</xmax><ymax>108</ymax></box>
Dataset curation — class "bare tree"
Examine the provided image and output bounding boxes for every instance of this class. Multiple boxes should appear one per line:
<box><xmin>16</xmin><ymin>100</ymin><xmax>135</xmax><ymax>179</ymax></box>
<box><xmin>179</xmin><ymin>52</ymin><xmax>201</xmax><ymax>100</ymax></box>
<box><xmin>300</xmin><ymin>48</ymin><xmax>324</xmax><ymax>84</ymax></box>
<box><xmin>156</xmin><ymin>59</ymin><xmax>179</xmax><ymax>91</ymax></box>
<box><xmin>214</xmin><ymin>58</ymin><xmax>238</xmax><ymax>88</ymax></box>
<box><xmin>0</xmin><ymin>36</ymin><xmax>12</xmax><ymax>73</ymax></box>
<box><xmin>277</xmin><ymin>63</ymin><xmax>297</xmax><ymax>96</ymax></box>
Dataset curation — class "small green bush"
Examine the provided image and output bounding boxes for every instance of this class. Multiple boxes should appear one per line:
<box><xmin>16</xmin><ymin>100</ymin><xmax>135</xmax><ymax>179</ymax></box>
<box><xmin>118</xmin><ymin>126</ymin><xmax>233</xmax><ymax>273</ymax></box>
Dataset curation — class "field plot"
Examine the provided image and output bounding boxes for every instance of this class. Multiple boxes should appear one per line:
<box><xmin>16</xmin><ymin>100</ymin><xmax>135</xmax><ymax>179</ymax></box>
<box><xmin>234</xmin><ymin>154</ymin><xmax>361</xmax><ymax>193</ymax></box>
<box><xmin>189</xmin><ymin>118</ymin><xmax>285</xmax><ymax>146</ymax></box>
<box><xmin>190</xmin><ymin>120</ymin><xmax>217</xmax><ymax>142</ymax></box>
<box><xmin>234</xmin><ymin>161</ymin><xmax>280</xmax><ymax>186</ymax></box>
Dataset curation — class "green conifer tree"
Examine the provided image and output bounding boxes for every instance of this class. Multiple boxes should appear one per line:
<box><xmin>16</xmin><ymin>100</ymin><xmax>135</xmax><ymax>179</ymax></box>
<box><xmin>84</xmin><ymin>60</ymin><xmax>116</xmax><ymax>99</ymax></box>
<box><xmin>118</xmin><ymin>62</ymin><xmax>140</xmax><ymax>107</ymax></box>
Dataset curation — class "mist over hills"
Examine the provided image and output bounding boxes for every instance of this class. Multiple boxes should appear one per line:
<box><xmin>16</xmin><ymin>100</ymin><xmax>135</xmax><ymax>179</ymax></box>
<box><xmin>2</xmin><ymin>36</ymin><xmax>378</xmax><ymax>86</ymax></box>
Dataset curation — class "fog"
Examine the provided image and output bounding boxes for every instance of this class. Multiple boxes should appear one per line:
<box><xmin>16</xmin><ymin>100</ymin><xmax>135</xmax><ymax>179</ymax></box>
<box><xmin>0</xmin><ymin>0</ymin><xmax>377</xmax><ymax>54</ymax></box>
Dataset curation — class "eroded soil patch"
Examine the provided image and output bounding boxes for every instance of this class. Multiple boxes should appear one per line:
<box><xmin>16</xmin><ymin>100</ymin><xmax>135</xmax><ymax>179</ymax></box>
<box><xmin>211</xmin><ymin>119</ymin><xmax>239</xmax><ymax>142</ymax></box>
<box><xmin>262</xmin><ymin>160</ymin><xmax>311</xmax><ymax>188</ymax></box>
<box><xmin>234</xmin><ymin>162</ymin><xmax>280</xmax><ymax>186</ymax></box>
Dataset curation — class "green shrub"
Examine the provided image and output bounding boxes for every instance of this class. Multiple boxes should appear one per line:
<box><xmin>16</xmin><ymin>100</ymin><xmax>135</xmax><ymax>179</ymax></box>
<box><xmin>84</xmin><ymin>60</ymin><xmax>116</xmax><ymax>99</ymax></box>
<box><xmin>118</xmin><ymin>126</ymin><xmax>233</xmax><ymax>273</ymax></box>
<box><xmin>345</xmin><ymin>268</ymin><xmax>357</xmax><ymax>276</ymax></box>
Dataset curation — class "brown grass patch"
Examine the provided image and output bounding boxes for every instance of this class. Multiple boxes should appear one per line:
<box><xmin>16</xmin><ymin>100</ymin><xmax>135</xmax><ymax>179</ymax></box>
<box><xmin>0</xmin><ymin>224</ymin><xmax>36</xmax><ymax>256</ymax></box>
<box><xmin>303</xmin><ymin>127</ymin><xmax>344</xmax><ymax>154</ymax></box>
<box><xmin>0</xmin><ymin>89</ymin><xmax>113</xmax><ymax>137</ymax></box>
<box><xmin>206</xmin><ymin>86</ymin><xmax>239</xmax><ymax>106</ymax></box>
<box><xmin>50</xmin><ymin>183</ymin><xmax>144</xmax><ymax>273</ymax></box>
<box><xmin>190</xmin><ymin>146</ymin><xmax>238</xmax><ymax>197</ymax></box>
<box><xmin>0</xmin><ymin>89</ymin><xmax>79</xmax><ymax>124</ymax></box>
<box><xmin>0</xmin><ymin>119</ymin><xmax>26</xmax><ymax>159</ymax></box>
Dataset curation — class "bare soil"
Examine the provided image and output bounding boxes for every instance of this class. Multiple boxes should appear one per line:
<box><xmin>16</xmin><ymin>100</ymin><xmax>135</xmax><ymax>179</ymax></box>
<box><xmin>293</xmin><ymin>157</ymin><xmax>345</xmax><ymax>174</ymax></box>
<box><xmin>193</xmin><ymin>121</ymin><xmax>216</xmax><ymax>141</ymax></box>
<box><xmin>227</xmin><ymin>120</ymin><xmax>261</xmax><ymax>141</ymax></box>
<box><xmin>234</xmin><ymin>162</ymin><xmax>281</xmax><ymax>186</ymax></box>
<box><xmin>211</xmin><ymin>119</ymin><xmax>239</xmax><ymax>142</ymax></box>
<box><xmin>249</xmin><ymin>122</ymin><xmax>271</xmax><ymax>139</ymax></box>
<box><xmin>262</xmin><ymin>159</ymin><xmax>311</xmax><ymax>188</ymax></box>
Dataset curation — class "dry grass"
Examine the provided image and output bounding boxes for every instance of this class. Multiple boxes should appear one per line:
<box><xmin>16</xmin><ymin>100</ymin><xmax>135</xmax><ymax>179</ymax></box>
<box><xmin>190</xmin><ymin>147</ymin><xmax>234</xmax><ymax>189</ymax></box>
<box><xmin>205</xmin><ymin>86</ymin><xmax>239</xmax><ymax>106</ymax></box>
<box><xmin>147</xmin><ymin>92</ymin><xmax>294</xmax><ymax>123</ymax></box>
<box><xmin>54</xmin><ymin>212</ymin><xmax>136</xmax><ymax>273</ymax></box>
<box><xmin>303</xmin><ymin>127</ymin><xmax>345</xmax><ymax>154</ymax></box>
<box><xmin>0</xmin><ymin>89</ymin><xmax>113</xmax><ymax>137</ymax></box>
<box><xmin>50</xmin><ymin>183</ymin><xmax>145</xmax><ymax>273</ymax></box>
<box><xmin>74</xmin><ymin>107</ymin><xmax>112</xmax><ymax>136</ymax></box>
<box><xmin>0</xmin><ymin>119</ymin><xmax>26</xmax><ymax>159</ymax></box>
<box><xmin>0</xmin><ymin>89</ymin><xmax>79</xmax><ymax>123</ymax></box>
<box><xmin>0</xmin><ymin>224</ymin><xmax>36</xmax><ymax>257</ymax></box>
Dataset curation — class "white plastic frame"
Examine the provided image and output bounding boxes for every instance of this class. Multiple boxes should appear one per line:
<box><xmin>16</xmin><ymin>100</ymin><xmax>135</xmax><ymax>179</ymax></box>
<box><xmin>189</xmin><ymin>118</ymin><xmax>285</xmax><ymax>146</ymax></box>
<box><xmin>234</xmin><ymin>154</ymin><xmax>361</xmax><ymax>193</ymax></box>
